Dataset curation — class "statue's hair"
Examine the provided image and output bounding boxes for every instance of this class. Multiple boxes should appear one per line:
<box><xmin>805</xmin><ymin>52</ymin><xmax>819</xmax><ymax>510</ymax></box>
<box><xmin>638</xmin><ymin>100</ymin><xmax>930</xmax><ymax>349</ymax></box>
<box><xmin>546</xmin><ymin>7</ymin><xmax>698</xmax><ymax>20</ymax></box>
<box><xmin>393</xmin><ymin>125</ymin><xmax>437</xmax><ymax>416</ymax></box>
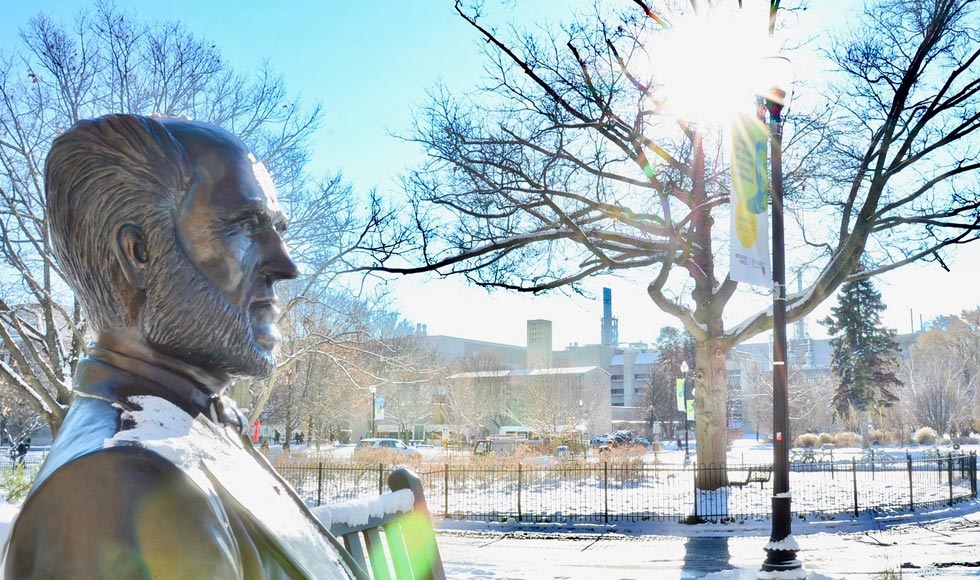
<box><xmin>45</xmin><ymin>114</ymin><xmax>190</xmax><ymax>331</ymax></box>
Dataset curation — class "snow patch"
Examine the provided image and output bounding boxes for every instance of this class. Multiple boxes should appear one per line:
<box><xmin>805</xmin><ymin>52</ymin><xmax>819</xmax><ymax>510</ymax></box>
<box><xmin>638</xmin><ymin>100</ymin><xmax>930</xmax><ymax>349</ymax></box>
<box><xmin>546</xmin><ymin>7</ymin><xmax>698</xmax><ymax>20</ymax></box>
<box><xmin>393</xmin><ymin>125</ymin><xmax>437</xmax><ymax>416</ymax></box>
<box><xmin>763</xmin><ymin>534</ymin><xmax>801</xmax><ymax>551</ymax></box>
<box><xmin>310</xmin><ymin>489</ymin><xmax>414</xmax><ymax>529</ymax></box>
<box><xmin>105</xmin><ymin>396</ymin><xmax>199</xmax><ymax>466</ymax></box>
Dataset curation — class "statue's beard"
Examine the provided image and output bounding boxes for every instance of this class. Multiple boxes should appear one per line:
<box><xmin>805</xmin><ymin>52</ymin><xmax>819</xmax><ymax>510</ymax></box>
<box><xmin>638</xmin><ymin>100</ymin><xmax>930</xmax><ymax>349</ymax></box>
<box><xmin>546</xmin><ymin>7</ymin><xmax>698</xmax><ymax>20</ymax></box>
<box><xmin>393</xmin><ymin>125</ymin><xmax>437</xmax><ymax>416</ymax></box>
<box><xmin>140</xmin><ymin>241</ymin><xmax>276</xmax><ymax>379</ymax></box>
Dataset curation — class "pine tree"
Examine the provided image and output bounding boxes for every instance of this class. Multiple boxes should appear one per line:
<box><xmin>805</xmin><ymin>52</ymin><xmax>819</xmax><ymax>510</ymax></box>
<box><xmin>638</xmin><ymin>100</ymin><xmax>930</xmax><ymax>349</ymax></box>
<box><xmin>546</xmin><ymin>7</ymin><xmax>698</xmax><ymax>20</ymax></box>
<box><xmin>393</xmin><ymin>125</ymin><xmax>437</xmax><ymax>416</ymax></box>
<box><xmin>820</xmin><ymin>276</ymin><xmax>902</xmax><ymax>417</ymax></box>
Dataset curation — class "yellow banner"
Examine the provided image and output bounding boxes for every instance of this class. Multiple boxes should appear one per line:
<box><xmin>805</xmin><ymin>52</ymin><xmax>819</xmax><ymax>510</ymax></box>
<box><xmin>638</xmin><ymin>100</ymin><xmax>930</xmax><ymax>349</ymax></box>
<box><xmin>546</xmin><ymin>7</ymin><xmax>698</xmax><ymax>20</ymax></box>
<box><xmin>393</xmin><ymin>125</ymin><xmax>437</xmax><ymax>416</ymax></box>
<box><xmin>730</xmin><ymin>113</ymin><xmax>771</xmax><ymax>287</ymax></box>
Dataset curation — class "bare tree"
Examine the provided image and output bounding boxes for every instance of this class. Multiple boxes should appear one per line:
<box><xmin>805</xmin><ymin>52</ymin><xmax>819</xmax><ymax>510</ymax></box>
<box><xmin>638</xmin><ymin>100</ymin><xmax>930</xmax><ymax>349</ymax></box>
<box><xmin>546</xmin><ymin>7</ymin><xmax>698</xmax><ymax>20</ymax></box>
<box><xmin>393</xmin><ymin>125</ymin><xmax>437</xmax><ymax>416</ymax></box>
<box><xmin>363</xmin><ymin>0</ymin><xmax>980</xmax><ymax>487</ymax></box>
<box><xmin>901</xmin><ymin>324</ymin><xmax>976</xmax><ymax>435</ymax></box>
<box><xmin>0</xmin><ymin>3</ymin><xmax>382</xmax><ymax>434</ymax></box>
<box><xmin>257</xmin><ymin>294</ymin><xmax>431</xmax><ymax>440</ymax></box>
<box><xmin>507</xmin><ymin>371</ymin><xmax>605</xmax><ymax>438</ymax></box>
<box><xmin>440</xmin><ymin>354</ymin><xmax>511</xmax><ymax>439</ymax></box>
<box><xmin>741</xmin><ymin>355</ymin><xmax>834</xmax><ymax>441</ymax></box>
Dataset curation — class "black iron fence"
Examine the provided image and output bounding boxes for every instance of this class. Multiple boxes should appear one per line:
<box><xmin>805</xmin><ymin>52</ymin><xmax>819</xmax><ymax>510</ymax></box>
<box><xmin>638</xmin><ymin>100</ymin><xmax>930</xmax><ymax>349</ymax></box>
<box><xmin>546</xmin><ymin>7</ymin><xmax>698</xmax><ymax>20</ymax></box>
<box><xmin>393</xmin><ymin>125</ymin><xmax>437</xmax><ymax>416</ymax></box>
<box><xmin>0</xmin><ymin>453</ymin><xmax>45</xmax><ymax>487</ymax></box>
<box><xmin>275</xmin><ymin>452</ymin><xmax>978</xmax><ymax>523</ymax></box>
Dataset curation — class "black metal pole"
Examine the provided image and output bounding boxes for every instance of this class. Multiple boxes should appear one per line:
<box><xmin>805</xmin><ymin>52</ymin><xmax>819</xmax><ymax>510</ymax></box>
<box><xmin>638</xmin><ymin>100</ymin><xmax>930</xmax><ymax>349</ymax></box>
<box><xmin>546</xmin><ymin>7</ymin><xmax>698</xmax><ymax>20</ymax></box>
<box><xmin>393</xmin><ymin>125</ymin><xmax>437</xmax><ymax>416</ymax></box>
<box><xmin>761</xmin><ymin>87</ymin><xmax>803</xmax><ymax>576</ymax></box>
<box><xmin>684</xmin><ymin>376</ymin><xmax>690</xmax><ymax>461</ymax></box>
<box><xmin>371</xmin><ymin>393</ymin><xmax>376</xmax><ymax>438</ymax></box>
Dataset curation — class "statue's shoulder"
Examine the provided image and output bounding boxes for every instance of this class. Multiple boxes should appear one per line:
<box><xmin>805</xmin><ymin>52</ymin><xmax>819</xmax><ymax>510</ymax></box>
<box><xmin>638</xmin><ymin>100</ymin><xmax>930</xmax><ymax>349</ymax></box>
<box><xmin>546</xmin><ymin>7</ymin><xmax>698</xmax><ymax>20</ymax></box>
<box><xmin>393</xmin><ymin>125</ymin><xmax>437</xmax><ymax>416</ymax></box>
<box><xmin>35</xmin><ymin>392</ymin><xmax>203</xmax><ymax>493</ymax></box>
<box><xmin>6</xmin><ymin>446</ymin><xmax>240</xmax><ymax>580</ymax></box>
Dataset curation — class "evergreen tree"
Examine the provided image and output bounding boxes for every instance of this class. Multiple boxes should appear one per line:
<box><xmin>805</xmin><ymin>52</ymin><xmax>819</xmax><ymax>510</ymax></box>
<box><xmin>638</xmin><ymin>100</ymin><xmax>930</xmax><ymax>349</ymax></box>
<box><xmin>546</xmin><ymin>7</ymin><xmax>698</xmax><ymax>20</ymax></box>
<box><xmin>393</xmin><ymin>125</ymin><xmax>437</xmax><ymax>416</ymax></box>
<box><xmin>820</xmin><ymin>276</ymin><xmax>902</xmax><ymax>417</ymax></box>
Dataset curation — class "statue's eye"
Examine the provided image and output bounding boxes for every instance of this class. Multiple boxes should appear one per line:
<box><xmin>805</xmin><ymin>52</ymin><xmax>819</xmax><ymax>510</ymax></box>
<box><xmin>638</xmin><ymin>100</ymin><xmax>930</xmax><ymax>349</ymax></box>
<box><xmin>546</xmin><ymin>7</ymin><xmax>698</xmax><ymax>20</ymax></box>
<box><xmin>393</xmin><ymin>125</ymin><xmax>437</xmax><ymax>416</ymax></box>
<box><xmin>235</xmin><ymin>216</ymin><xmax>261</xmax><ymax>235</ymax></box>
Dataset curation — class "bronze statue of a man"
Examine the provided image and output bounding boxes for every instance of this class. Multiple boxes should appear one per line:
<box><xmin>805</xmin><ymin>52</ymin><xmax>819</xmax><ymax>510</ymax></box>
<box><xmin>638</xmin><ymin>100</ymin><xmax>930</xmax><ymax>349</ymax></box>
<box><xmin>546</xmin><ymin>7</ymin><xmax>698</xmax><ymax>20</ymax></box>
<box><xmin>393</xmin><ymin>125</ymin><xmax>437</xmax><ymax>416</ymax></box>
<box><xmin>3</xmin><ymin>115</ymin><xmax>365</xmax><ymax>579</ymax></box>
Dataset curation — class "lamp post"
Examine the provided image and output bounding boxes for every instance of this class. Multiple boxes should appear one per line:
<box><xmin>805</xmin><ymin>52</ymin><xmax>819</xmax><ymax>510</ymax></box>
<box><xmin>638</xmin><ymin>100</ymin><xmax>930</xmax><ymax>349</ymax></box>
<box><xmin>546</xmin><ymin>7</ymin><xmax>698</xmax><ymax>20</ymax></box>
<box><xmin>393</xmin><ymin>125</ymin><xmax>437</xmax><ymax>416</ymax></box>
<box><xmin>680</xmin><ymin>360</ymin><xmax>690</xmax><ymax>462</ymax></box>
<box><xmin>760</xmin><ymin>84</ymin><xmax>803</xmax><ymax>577</ymax></box>
<box><xmin>369</xmin><ymin>386</ymin><xmax>377</xmax><ymax>438</ymax></box>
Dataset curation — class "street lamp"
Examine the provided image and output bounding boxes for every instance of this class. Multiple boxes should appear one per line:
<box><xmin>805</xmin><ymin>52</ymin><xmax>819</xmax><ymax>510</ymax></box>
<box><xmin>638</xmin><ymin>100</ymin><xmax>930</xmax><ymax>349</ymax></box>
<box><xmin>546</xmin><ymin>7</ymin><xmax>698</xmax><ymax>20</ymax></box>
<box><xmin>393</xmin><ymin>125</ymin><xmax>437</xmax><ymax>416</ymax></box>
<box><xmin>680</xmin><ymin>361</ymin><xmax>690</xmax><ymax>461</ymax></box>
<box><xmin>369</xmin><ymin>386</ymin><xmax>377</xmax><ymax>438</ymax></box>
<box><xmin>760</xmin><ymin>62</ymin><xmax>804</xmax><ymax>577</ymax></box>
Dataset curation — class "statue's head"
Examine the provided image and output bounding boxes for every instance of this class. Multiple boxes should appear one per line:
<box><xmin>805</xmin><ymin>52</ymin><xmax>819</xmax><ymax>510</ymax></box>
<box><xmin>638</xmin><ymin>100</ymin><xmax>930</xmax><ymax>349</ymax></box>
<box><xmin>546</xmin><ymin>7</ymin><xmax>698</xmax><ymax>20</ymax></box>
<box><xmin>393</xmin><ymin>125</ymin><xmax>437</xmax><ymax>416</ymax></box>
<box><xmin>46</xmin><ymin>114</ymin><xmax>298</xmax><ymax>379</ymax></box>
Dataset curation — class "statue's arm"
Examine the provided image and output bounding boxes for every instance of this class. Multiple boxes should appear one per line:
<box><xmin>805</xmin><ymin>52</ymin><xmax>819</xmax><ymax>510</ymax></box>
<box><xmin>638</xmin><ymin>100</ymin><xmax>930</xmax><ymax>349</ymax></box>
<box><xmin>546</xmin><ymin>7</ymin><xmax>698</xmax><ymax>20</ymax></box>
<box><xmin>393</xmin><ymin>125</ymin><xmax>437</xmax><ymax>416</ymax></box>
<box><xmin>4</xmin><ymin>447</ymin><xmax>243</xmax><ymax>580</ymax></box>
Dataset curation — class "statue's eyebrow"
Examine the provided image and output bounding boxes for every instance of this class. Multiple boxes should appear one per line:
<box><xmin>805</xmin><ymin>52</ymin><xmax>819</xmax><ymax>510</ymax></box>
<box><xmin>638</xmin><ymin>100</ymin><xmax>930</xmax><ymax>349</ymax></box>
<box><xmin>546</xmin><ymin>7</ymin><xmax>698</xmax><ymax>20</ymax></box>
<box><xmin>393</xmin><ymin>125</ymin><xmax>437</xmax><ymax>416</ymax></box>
<box><xmin>228</xmin><ymin>201</ymin><xmax>289</xmax><ymax>233</ymax></box>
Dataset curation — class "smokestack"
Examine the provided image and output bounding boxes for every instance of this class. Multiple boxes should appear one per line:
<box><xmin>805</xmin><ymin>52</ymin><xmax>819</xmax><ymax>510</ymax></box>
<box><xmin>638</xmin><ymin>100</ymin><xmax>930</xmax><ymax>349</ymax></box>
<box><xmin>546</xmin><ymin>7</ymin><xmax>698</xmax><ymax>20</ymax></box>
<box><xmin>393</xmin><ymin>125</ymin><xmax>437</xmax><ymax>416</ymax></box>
<box><xmin>600</xmin><ymin>287</ymin><xmax>618</xmax><ymax>346</ymax></box>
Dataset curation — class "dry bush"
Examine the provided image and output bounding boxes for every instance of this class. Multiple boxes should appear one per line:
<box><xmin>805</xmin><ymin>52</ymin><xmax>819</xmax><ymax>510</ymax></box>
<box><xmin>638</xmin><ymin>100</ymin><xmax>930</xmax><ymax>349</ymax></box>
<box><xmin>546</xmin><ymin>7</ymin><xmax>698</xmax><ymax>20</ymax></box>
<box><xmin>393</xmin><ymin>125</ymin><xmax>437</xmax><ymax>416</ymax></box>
<box><xmin>866</xmin><ymin>429</ymin><xmax>901</xmax><ymax>445</ymax></box>
<box><xmin>832</xmin><ymin>432</ymin><xmax>863</xmax><ymax>448</ymax></box>
<box><xmin>818</xmin><ymin>433</ymin><xmax>834</xmax><ymax>444</ymax></box>
<box><xmin>793</xmin><ymin>433</ymin><xmax>820</xmax><ymax>448</ymax></box>
<box><xmin>912</xmin><ymin>427</ymin><xmax>939</xmax><ymax>445</ymax></box>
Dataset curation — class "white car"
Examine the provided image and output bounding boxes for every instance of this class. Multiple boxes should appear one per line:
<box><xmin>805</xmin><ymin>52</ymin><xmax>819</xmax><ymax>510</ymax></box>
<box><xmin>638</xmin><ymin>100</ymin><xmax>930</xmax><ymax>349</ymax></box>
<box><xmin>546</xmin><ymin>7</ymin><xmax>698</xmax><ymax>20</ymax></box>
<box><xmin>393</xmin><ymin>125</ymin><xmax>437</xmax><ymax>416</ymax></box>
<box><xmin>354</xmin><ymin>438</ymin><xmax>421</xmax><ymax>456</ymax></box>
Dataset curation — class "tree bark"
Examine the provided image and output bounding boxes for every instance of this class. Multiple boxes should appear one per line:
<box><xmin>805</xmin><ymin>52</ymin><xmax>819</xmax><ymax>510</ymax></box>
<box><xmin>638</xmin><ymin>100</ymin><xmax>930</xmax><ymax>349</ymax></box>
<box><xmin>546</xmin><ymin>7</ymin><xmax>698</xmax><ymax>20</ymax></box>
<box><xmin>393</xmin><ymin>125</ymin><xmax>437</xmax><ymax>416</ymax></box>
<box><xmin>693</xmin><ymin>338</ymin><xmax>731</xmax><ymax>490</ymax></box>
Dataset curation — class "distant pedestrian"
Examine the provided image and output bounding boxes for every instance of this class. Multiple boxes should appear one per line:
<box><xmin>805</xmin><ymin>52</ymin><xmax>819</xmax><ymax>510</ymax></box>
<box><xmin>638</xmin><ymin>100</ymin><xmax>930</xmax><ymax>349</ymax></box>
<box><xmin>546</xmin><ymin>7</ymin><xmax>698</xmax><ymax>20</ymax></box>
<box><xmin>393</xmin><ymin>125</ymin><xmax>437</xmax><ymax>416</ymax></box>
<box><xmin>13</xmin><ymin>439</ymin><xmax>28</xmax><ymax>465</ymax></box>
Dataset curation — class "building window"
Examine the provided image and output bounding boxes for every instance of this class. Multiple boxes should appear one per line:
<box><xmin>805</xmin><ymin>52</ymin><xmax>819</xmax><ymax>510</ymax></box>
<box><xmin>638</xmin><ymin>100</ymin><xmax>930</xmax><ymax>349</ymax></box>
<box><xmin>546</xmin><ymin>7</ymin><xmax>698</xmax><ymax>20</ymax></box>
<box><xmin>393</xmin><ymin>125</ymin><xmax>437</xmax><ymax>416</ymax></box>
<box><xmin>610</xmin><ymin>374</ymin><xmax>623</xmax><ymax>381</ymax></box>
<box><xmin>611</xmin><ymin>389</ymin><xmax>623</xmax><ymax>395</ymax></box>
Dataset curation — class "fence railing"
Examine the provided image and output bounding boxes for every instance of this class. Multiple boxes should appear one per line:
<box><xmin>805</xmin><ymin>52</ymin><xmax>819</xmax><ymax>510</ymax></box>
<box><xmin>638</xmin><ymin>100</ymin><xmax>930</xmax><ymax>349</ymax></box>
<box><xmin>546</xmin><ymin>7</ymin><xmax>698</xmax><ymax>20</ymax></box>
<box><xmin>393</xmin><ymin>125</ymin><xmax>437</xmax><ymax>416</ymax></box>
<box><xmin>0</xmin><ymin>453</ymin><xmax>45</xmax><ymax>481</ymax></box>
<box><xmin>274</xmin><ymin>451</ymin><xmax>978</xmax><ymax>524</ymax></box>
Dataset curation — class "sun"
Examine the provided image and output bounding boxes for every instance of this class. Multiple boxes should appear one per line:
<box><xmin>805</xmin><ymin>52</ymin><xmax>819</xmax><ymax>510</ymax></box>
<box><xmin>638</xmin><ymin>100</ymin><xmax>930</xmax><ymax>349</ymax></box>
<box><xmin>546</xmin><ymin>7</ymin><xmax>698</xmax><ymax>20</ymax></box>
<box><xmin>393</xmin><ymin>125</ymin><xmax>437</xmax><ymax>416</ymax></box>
<box><xmin>642</xmin><ymin>3</ymin><xmax>774</xmax><ymax>125</ymax></box>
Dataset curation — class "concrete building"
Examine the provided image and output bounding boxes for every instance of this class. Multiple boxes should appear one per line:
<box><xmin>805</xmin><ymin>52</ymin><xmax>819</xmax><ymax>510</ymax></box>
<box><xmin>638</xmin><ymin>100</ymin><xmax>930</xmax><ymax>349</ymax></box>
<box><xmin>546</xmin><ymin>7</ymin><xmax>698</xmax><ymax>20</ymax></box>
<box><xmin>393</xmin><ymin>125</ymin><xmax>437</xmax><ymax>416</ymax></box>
<box><xmin>526</xmin><ymin>319</ymin><xmax>553</xmax><ymax>368</ymax></box>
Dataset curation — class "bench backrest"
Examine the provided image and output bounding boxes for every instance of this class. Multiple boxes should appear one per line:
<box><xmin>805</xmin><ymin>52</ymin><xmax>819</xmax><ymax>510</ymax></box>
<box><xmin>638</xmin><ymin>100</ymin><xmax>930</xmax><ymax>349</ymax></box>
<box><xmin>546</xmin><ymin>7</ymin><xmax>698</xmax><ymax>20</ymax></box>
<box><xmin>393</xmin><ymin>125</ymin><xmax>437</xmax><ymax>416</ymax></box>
<box><xmin>318</xmin><ymin>467</ymin><xmax>445</xmax><ymax>580</ymax></box>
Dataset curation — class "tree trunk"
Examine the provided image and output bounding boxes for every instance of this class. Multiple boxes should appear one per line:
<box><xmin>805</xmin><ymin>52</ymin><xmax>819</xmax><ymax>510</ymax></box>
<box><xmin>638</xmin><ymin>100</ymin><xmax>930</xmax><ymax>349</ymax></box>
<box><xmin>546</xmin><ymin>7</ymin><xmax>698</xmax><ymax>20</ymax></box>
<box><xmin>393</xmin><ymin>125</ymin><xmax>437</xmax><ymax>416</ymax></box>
<box><xmin>693</xmin><ymin>338</ymin><xmax>730</xmax><ymax>490</ymax></box>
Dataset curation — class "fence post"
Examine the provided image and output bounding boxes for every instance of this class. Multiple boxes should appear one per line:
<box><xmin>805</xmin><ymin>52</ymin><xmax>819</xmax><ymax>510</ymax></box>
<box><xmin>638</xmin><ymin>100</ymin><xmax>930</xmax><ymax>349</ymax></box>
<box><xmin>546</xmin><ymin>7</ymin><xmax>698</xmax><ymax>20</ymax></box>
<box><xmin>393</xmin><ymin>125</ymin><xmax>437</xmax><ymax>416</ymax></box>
<box><xmin>972</xmin><ymin>452</ymin><xmax>978</xmax><ymax>498</ymax></box>
<box><xmin>907</xmin><ymin>453</ymin><xmax>914</xmax><ymax>512</ymax></box>
<box><xmin>378</xmin><ymin>463</ymin><xmax>384</xmax><ymax>495</ymax></box>
<box><xmin>517</xmin><ymin>464</ymin><xmax>523</xmax><ymax>522</ymax></box>
<box><xmin>948</xmin><ymin>453</ymin><xmax>954</xmax><ymax>506</ymax></box>
<box><xmin>444</xmin><ymin>463</ymin><xmax>449</xmax><ymax>518</ymax></box>
<box><xmin>870</xmin><ymin>448</ymin><xmax>875</xmax><ymax>481</ymax></box>
<box><xmin>851</xmin><ymin>458</ymin><xmax>859</xmax><ymax>517</ymax></box>
<box><xmin>972</xmin><ymin>452</ymin><xmax>978</xmax><ymax>497</ymax></box>
<box><xmin>692</xmin><ymin>464</ymin><xmax>699</xmax><ymax>522</ymax></box>
<box><xmin>316</xmin><ymin>462</ymin><xmax>323</xmax><ymax>507</ymax></box>
<box><xmin>603</xmin><ymin>462</ymin><xmax>609</xmax><ymax>525</ymax></box>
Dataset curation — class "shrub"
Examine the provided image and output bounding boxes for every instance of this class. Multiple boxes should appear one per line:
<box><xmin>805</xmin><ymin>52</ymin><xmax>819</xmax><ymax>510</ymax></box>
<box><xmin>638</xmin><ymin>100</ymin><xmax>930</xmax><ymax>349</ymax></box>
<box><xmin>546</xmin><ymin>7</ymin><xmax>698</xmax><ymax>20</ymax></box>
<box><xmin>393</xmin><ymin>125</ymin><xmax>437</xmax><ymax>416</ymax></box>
<box><xmin>818</xmin><ymin>432</ymin><xmax>834</xmax><ymax>444</ymax></box>
<box><xmin>912</xmin><ymin>427</ymin><xmax>939</xmax><ymax>445</ymax></box>
<box><xmin>866</xmin><ymin>429</ymin><xmax>900</xmax><ymax>445</ymax></box>
<box><xmin>1</xmin><ymin>464</ymin><xmax>33</xmax><ymax>504</ymax></box>
<box><xmin>832</xmin><ymin>432</ymin><xmax>863</xmax><ymax>448</ymax></box>
<box><xmin>793</xmin><ymin>433</ymin><xmax>820</xmax><ymax>448</ymax></box>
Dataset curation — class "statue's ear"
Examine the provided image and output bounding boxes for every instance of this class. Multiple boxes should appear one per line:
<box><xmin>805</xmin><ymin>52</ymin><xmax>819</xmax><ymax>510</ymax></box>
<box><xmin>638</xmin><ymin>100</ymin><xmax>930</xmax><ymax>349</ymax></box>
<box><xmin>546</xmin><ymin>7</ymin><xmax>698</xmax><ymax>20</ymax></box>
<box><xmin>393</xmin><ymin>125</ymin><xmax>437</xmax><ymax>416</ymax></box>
<box><xmin>112</xmin><ymin>223</ymin><xmax>149</xmax><ymax>291</ymax></box>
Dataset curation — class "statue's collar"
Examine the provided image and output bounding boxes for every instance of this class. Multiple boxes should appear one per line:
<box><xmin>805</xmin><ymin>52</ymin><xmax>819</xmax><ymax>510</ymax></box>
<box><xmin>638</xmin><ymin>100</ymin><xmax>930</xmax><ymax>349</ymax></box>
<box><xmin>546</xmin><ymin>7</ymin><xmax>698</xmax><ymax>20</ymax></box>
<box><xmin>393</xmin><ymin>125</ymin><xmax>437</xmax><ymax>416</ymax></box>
<box><xmin>77</xmin><ymin>343</ymin><xmax>248</xmax><ymax>434</ymax></box>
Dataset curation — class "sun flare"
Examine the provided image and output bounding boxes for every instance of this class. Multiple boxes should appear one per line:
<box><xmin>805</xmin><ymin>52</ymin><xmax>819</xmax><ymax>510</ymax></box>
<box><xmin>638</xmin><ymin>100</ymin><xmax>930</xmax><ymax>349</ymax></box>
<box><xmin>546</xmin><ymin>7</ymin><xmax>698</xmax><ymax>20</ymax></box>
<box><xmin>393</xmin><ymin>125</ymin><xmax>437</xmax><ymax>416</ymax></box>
<box><xmin>642</xmin><ymin>4</ymin><xmax>774</xmax><ymax>125</ymax></box>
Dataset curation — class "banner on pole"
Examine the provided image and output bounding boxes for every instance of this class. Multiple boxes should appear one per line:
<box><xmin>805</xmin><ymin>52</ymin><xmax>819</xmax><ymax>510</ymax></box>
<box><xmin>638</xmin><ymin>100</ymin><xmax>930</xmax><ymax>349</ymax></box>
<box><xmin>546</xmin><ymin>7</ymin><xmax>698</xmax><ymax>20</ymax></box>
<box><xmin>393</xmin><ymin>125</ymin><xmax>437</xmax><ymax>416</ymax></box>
<box><xmin>374</xmin><ymin>396</ymin><xmax>385</xmax><ymax>420</ymax></box>
<box><xmin>686</xmin><ymin>399</ymin><xmax>695</xmax><ymax>421</ymax></box>
<box><xmin>676</xmin><ymin>379</ymin><xmax>686</xmax><ymax>412</ymax></box>
<box><xmin>730</xmin><ymin>113</ymin><xmax>772</xmax><ymax>287</ymax></box>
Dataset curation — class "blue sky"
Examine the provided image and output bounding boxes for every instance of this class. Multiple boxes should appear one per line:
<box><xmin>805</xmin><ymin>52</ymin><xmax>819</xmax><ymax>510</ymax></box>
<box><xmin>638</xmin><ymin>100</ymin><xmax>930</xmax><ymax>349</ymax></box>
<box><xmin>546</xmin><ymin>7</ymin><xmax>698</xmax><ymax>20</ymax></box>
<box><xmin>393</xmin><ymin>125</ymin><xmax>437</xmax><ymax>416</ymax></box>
<box><xmin>3</xmin><ymin>1</ymin><xmax>977</xmax><ymax>348</ymax></box>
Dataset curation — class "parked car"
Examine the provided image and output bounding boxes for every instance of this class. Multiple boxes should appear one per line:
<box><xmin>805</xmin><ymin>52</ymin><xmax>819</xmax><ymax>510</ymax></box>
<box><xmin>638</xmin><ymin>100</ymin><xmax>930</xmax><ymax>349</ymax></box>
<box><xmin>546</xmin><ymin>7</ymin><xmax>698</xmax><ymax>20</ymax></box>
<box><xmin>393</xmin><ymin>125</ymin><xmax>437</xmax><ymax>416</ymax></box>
<box><xmin>408</xmin><ymin>440</ymin><xmax>434</xmax><ymax>448</ymax></box>
<box><xmin>354</xmin><ymin>438</ymin><xmax>421</xmax><ymax>457</ymax></box>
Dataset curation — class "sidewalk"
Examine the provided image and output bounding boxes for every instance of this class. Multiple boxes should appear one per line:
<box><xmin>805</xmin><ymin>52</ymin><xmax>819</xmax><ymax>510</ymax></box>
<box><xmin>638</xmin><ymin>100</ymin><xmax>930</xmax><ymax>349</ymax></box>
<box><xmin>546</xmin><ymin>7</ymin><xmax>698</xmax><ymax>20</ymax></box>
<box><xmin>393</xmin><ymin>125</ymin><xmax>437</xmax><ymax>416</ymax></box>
<box><xmin>437</xmin><ymin>501</ymin><xmax>980</xmax><ymax>579</ymax></box>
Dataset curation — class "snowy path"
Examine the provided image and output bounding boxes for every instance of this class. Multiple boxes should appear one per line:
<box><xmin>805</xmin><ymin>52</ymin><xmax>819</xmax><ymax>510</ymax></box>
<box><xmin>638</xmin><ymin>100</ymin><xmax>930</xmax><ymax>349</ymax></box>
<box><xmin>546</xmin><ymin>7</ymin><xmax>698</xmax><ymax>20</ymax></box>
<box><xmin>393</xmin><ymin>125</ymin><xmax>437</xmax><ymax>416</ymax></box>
<box><xmin>437</xmin><ymin>504</ymin><xmax>980</xmax><ymax>579</ymax></box>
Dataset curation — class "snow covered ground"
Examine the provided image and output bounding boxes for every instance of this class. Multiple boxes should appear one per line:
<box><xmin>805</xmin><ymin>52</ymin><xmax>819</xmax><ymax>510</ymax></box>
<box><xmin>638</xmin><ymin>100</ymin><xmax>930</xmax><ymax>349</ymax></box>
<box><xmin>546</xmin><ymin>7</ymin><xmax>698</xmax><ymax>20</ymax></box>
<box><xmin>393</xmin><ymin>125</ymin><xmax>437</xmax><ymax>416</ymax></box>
<box><xmin>437</xmin><ymin>501</ymin><xmax>980</xmax><ymax>579</ymax></box>
<box><xmin>425</xmin><ymin>438</ymin><xmax>980</xmax><ymax>579</ymax></box>
<box><xmin>1</xmin><ymin>438</ymin><xmax>976</xmax><ymax>578</ymax></box>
